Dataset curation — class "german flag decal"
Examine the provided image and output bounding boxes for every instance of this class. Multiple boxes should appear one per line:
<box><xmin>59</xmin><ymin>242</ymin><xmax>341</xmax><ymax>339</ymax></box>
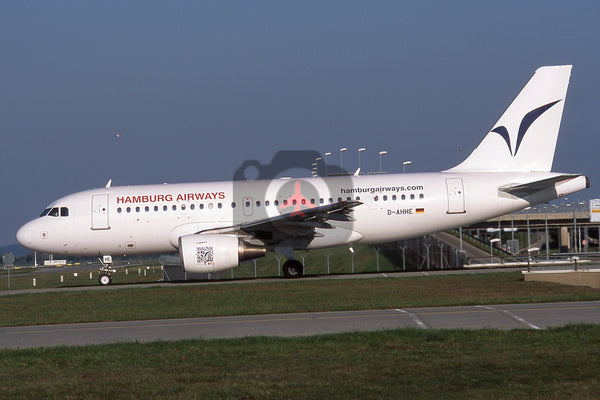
<box><xmin>415</xmin><ymin>208</ymin><xmax>425</xmax><ymax>214</ymax></box>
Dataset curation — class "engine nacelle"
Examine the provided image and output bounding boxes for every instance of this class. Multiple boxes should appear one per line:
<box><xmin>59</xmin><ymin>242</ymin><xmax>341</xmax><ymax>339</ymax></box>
<box><xmin>178</xmin><ymin>234</ymin><xmax>266</xmax><ymax>273</ymax></box>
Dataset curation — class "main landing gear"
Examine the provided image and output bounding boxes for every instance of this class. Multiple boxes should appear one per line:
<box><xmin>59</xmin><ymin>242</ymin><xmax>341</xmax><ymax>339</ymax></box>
<box><xmin>98</xmin><ymin>255</ymin><xmax>115</xmax><ymax>286</ymax></box>
<box><xmin>276</xmin><ymin>246</ymin><xmax>304</xmax><ymax>279</ymax></box>
<box><xmin>282</xmin><ymin>259</ymin><xmax>303</xmax><ymax>278</ymax></box>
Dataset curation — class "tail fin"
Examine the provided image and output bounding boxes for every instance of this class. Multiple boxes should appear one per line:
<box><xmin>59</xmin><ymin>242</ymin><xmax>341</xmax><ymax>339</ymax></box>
<box><xmin>447</xmin><ymin>65</ymin><xmax>572</xmax><ymax>172</ymax></box>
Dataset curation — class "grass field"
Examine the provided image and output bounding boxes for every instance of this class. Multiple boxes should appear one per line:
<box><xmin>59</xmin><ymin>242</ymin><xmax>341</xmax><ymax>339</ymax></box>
<box><xmin>1</xmin><ymin>326</ymin><xmax>599</xmax><ymax>399</ymax></box>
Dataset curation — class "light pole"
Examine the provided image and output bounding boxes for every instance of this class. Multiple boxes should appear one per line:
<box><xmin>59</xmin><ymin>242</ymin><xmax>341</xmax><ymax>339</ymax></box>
<box><xmin>324</xmin><ymin>152</ymin><xmax>331</xmax><ymax>176</ymax></box>
<box><xmin>525</xmin><ymin>207</ymin><xmax>531</xmax><ymax>251</ymax></box>
<box><xmin>378</xmin><ymin>151</ymin><xmax>387</xmax><ymax>173</ymax></box>
<box><xmin>544</xmin><ymin>203</ymin><xmax>549</xmax><ymax>260</ymax></box>
<box><xmin>339</xmin><ymin>148</ymin><xmax>347</xmax><ymax>174</ymax></box>
<box><xmin>403</xmin><ymin>160</ymin><xmax>412</xmax><ymax>174</ymax></box>
<box><xmin>357</xmin><ymin>148</ymin><xmax>366</xmax><ymax>173</ymax></box>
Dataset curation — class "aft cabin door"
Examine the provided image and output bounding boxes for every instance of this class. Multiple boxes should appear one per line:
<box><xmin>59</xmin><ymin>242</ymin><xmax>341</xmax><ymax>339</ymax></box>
<box><xmin>446</xmin><ymin>178</ymin><xmax>465</xmax><ymax>214</ymax></box>
<box><xmin>92</xmin><ymin>194</ymin><xmax>110</xmax><ymax>230</ymax></box>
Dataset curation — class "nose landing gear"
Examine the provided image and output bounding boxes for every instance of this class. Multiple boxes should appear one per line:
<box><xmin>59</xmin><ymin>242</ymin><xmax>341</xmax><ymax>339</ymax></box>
<box><xmin>98</xmin><ymin>255</ymin><xmax>115</xmax><ymax>286</ymax></box>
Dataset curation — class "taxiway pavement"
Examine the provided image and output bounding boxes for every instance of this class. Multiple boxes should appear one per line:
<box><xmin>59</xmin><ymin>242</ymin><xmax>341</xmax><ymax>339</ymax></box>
<box><xmin>2</xmin><ymin>301</ymin><xmax>599</xmax><ymax>349</ymax></box>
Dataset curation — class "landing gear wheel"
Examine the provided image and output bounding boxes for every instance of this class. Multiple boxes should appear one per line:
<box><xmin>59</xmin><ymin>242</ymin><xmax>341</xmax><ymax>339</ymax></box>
<box><xmin>99</xmin><ymin>273</ymin><xmax>112</xmax><ymax>286</ymax></box>
<box><xmin>282</xmin><ymin>259</ymin><xmax>304</xmax><ymax>278</ymax></box>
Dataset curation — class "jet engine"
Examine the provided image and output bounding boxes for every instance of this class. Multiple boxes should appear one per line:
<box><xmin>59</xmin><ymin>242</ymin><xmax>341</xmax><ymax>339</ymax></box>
<box><xmin>178</xmin><ymin>234</ymin><xmax>266</xmax><ymax>273</ymax></box>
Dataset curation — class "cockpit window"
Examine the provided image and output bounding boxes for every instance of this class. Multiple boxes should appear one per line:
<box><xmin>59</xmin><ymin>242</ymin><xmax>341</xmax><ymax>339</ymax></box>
<box><xmin>40</xmin><ymin>207</ymin><xmax>69</xmax><ymax>217</ymax></box>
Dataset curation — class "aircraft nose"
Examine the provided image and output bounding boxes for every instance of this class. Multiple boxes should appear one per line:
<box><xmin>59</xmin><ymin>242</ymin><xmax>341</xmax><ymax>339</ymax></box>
<box><xmin>16</xmin><ymin>221</ymin><xmax>37</xmax><ymax>249</ymax></box>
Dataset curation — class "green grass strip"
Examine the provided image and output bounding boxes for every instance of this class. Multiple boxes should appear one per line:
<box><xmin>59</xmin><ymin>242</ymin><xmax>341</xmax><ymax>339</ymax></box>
<box><xmin>1</xmin><ymin>272</ymin><xmax>599</xmax><ymax>327</ymax></box>
<box><xmin>1</xmin><ymin>325</ymin><xmax>599</xmax><ymax>399</ymax></box>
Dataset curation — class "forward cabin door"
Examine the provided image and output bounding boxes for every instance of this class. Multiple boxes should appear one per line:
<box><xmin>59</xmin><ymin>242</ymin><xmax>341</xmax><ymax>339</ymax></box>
<box><xmin>92</xmin><ymin>194</ymin><xmax>110</xmax><ymax>230</ymax></box>
<box><xmin>446</xmin><ymin>178</ymin><xmax>466</xmax><ymax>214</ymax></box>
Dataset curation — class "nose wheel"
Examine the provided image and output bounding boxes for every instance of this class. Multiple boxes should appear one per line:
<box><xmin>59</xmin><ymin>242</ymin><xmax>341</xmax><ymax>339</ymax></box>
<box><xmin>99</xmin><ymin>273</ymin><xmax>112</xmax><ymax>286</ymax></box>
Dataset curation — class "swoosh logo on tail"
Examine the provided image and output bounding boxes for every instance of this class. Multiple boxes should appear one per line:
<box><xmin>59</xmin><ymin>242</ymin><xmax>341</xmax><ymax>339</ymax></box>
<box><xmin>491</xmin><ymin>100</ymin><xmax>561</xmax><ymax>156</ymax></box>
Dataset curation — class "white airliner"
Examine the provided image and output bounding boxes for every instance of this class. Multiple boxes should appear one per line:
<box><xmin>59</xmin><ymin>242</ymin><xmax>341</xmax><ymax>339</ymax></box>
<box><xmin>17</xmin><ymin>65</ymin><xmax>589</xmax><ymax>285</ymax></box>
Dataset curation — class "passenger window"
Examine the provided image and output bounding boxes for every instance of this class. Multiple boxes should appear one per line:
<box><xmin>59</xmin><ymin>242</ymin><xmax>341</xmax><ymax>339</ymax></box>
<box><xmin>60</xmin><ymin>207</ymin><xmax>69</xmax><ymax>217</ymax></box>
<box><xmin>256</xmin><ymin>201</ymin><xmax>261</xmax><ymax>207</ymax></box>
<box><xmin>392</xmin><ymin>195</ymin><xmax>397</xmax><ymax>201</ymax></box>
<box><xmin>208</xmin><ymin>203</ymin><xmax>213</xmax><ymax>209</ymax></box>
<box><xmin>374</xmin><ymin>196</ymin><xmax>379</xmax><ymax>202</ymax></box>
<box><xmin>145</xmin><ymin>206</ymin><xmax>149</xmax><ymax>212</ymax></box>
<box><xmin>231</xmin><ymin>202</ymin><xmax>236</xmax><ymax>208</ymax></box>
<box><xmin>383</xmin><ymin>195</ymin><xmax>388</xmax><ymax>201</ymax></box>
<box><xmin>190</xmin><ymin>204</ymin><xmax>195</xmax><ymax>210</ymax></box>
<box><xmin>163</xmin><ymin>205</ymin><xmax>168</xmax><ymax>211</ymax></box>
<box><xmin>265</xmin><ymin>200</ymin><xmax>270</xmax><ymax>206</ymax></box>
<box><xmin>154</xmin><ymin>206</ymin><xmax>159</xmax><ymax>211</ymax></box>
<box><xmin>218</xmin><ymin>203</ymin><xmax>222</xmax><ymax>209</ymax></box>
<box><xmin>117</xmin><ymin>208</ymin><xmax>122</xmax><ymax>214</ymax></box>
<box><xmin>274</xmin><ymin>200</ymin><xmax>279</xmax><ymax>206</ymax></box>
<box><xmin>172</xmin><ymin>205</ymin><xmax>177</xmax><ymax>211</ymax></box>
<box><xmin>135</xmin><ymin>206</ymin><xmax>140</xmax><ymax>212</ymax></box>
<box><xmin>410</xmin><ymin>194</ymin><xmax>415</xmax><ymax>200</ymax></box>
<box><xmin>419</xmin><ymin>194</ymin><xmax>424</xmax><ymax>199</ymax></box>
<box><xmin>126</xmin><ymin>207</ymin><xmax>131</xmax><ymax>213</ymax></box>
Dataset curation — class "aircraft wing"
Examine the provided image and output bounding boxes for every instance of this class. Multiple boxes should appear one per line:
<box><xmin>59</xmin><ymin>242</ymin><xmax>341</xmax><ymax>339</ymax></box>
<box><xmin>198</xmin><ymin>200</ymin><xmax>362</xmax><ymax>245</ymax></box>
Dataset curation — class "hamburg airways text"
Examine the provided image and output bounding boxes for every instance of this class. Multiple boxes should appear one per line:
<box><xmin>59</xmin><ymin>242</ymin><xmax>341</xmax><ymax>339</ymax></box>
<box><xmin>340</xmin><ymin>185</ymin><xmax>424</xmax><ymax>194</ymax></box>
<box><xmin>116</xmin><ymin>192</ymin><xmax>226</xmax><ymax>204</ymax></box>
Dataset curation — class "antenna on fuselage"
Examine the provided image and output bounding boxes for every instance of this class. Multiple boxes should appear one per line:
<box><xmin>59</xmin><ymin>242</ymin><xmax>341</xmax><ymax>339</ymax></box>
<box><xmin>105</xmin><ymin>179</ymin><xmax>112</xmax><ymax>188</ymax></box>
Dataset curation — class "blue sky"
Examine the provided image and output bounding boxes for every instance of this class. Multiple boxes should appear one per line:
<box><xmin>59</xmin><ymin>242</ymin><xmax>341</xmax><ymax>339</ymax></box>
<box><xmin>2</xmin><ymin>1</ymin><xmax>600</xmax><ymax>245</ymax></box>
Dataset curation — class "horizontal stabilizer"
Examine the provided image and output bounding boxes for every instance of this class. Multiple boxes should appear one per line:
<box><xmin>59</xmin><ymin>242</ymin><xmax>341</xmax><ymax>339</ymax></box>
<box><xmin>499</xmin><ymin>174</ymin><xmax>586</xmax><ymax>197</ymax></box>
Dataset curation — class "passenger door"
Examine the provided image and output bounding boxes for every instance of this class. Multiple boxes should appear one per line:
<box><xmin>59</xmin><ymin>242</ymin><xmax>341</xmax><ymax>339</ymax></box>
<box><xmin>446</xmin><ymin>178</ymin><xmax>466</xmax><ymax>214</ymax></box>
<box><xmin>92</xmin><ymin>194</ymin><xmax>110</xmax><ymax>230</ymax></box>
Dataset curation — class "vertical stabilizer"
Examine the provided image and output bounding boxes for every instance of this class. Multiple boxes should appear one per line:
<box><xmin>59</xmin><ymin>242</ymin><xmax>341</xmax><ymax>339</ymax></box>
<box><xmin>447</xmin><ymin>65</ymin><xmax>572</xmax><ymax>172</ymax></box>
